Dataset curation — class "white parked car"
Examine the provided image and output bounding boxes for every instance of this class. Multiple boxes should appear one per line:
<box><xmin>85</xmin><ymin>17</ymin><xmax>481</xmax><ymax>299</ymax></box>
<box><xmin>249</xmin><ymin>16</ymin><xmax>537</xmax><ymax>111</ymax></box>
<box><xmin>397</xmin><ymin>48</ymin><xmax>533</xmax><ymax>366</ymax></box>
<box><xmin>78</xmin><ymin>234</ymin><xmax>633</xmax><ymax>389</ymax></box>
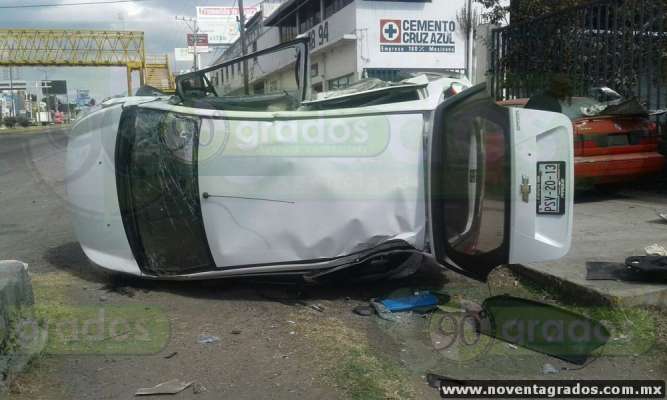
<box><xmin>66</xmin><ymin>39</ymin><xmax>573</xmax><ymax>281</ymax></box>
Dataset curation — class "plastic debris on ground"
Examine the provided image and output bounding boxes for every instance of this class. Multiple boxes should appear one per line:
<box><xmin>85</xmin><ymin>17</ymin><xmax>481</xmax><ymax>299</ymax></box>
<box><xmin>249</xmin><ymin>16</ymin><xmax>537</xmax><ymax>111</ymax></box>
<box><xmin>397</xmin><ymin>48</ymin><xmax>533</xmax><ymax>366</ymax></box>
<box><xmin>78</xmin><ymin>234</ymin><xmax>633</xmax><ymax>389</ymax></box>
<box><xmin>586</xmin><ymin>256</ymin><xmax>667</xmax><ymax>282</ymax></box>
<box><xmin>645</xmin><ymin>243</ymin><xmax>667</xmax><ymax>257</ymax></box>
<box><xmin>197</xmin><ymin>335</ymin><xmax>220</xmax><ymax>344</ymax></box>
<box><xmin>370</xmin><ymin>300</ymin><xmax>399</xmax><ymax>322</ymax></box>
<box><xmin>192</xmin><ymin>382</ymin><xmax>207</xmax><ymax>394</ymax></box>
<box><xmin>658</xmin><ymin>212</ymin><xmax>667</xmax><ymax>222</ymax></box>
<box><xmin>626</xmin><ymin>256</ymin><xmax>667</xmax><ymax>274</ymax></box>
<box><xmin>586</xmin><ymin>262</ymin><xmax>639</xmax><ymax>281</ymax></box>
<box><xmin>309</xmin><ymin>304</ymin><xmax>324</xmax><ymax>312</ymax></box>
<box><xmin>542</xmin><ymin>363</ymin><xmax>560</xmax><ymax>375</ymax></box>
<box><xmin>379</xmin><ymin>291</ymin><xmax>439</xmax><ymax>312</ymax></box>
<box><xmin>426</xmin><ymin>373</ymin><xmax>467</xmax><ymax>389</ymax></box>
<box><xmin>353</xmin><ymin>305</ymin><xmax>374</xmax><ymax>316</ymax></box>
<box><xmin>135</xmin><ymin>379</ymin><xmax>192</xmax><ymax>396</ymax></box>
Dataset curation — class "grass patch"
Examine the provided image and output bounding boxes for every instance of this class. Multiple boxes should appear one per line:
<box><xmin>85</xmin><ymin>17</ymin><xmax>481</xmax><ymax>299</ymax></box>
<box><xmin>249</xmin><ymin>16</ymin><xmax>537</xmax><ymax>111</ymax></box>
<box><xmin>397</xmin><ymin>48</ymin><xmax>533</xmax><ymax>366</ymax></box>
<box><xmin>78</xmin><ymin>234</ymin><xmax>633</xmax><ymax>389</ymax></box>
<box><xmin>28</xmin><ymin>272</ymin><xmax>169</xmax><ymax>355</ymax></box>
<box><xmin>335</xmin><ymin>348</ymin><xmax>411</xmax><ymax>400</ymax></box>
<box><xmin>294</xmin><ymin>312</ymin><xmax>417</xmax><ymax>400</ymax></box>
<box><xmin>30</xmin><ymin>272</ymin><xmax>77</xmax><ymax>307</ymax></box>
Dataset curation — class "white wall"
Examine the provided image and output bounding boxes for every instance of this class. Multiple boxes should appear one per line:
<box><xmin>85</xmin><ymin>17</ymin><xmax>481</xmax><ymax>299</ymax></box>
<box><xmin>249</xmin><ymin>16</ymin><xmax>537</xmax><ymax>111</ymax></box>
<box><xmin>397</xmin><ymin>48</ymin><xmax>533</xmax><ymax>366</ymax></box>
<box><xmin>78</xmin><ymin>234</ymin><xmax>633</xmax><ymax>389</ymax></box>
<box><xmin>311</xmin><ymin>41</ymin><xmax>357</xmax><ymax>89</ymax></box>
<box><xmin>301</xmin><ymin>3</ymin><xmax>356</xmax><ymax>53</ymax></box>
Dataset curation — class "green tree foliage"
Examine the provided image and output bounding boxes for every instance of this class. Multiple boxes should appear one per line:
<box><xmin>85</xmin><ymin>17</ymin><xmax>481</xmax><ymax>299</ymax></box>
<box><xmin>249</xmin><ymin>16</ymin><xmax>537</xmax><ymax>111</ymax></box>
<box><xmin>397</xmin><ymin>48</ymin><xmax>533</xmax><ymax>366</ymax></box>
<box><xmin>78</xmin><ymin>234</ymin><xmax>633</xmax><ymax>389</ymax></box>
<box><xmin>17</xmin><ymin>116</ymin><xmax>30</xmax><ymax>127</ymax></box>
<box><xmin>3</xmin><ymin>116</ymin><xmax>17</xmax><ymax>128</ymax></box>
<box><xmin>475</xmin><ymin>0</ymin><xmax>593</xmax><ymax>24</ymax></box>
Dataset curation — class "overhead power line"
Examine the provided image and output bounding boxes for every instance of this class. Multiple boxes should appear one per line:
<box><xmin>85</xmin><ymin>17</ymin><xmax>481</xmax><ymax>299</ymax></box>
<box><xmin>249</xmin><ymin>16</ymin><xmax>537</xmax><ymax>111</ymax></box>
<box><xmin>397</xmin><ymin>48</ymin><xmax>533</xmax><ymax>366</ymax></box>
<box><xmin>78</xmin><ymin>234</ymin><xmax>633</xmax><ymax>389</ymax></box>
<box><xmin>0</xmin><ymin>0</ymin><xmax>152</xmax><ymax>9</ymax></box>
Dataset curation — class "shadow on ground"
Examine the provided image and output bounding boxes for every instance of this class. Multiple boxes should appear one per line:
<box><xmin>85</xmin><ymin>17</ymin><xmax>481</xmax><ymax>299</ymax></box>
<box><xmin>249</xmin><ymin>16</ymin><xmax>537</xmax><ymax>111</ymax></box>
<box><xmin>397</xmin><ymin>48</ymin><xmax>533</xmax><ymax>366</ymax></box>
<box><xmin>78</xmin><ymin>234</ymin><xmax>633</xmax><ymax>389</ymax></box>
<box><xmin>44</xmin><ymin>241</ymin><xmax>450</xmax><ymax>305</ymax></box>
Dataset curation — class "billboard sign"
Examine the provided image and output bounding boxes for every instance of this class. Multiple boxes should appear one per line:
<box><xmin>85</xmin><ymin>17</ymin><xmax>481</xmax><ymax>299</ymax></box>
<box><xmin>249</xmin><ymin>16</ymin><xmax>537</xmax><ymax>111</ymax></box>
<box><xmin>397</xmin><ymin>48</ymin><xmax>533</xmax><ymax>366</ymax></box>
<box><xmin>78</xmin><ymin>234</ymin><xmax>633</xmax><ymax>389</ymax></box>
<box><xmin>196</xmin><ymin>6</ymin><xmax>258</xmax><ymax>45</ymax></box>
<box><xmin>187</xmin><ymin>33</ymin><xmax>209</xmax><ymax>47</ymax></box>
<box><xmin>357</xmin><ymin>0</ymin><xmax>466</xmax><ymax>70</ymax></box>
<box><xmin>42</xmin><ymin>80</ymin><xmax>67</xmax><ymax>95</ymax></box>
<box><xmin>175</xmin><ymin>48</ymin><xmax>192</xmax><ymax>61</ymax></box>
<box><xmin>379</xmin><ymin>19</ymin><xmax>458</xmax><ymax>53</ymax></box>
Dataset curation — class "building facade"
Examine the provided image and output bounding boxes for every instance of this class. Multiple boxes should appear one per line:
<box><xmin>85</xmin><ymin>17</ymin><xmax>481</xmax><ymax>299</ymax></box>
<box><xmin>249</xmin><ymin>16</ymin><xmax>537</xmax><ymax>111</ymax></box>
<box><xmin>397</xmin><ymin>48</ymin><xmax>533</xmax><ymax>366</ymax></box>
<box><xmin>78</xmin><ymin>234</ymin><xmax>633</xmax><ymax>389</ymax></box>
<box><xmin>213</xmin><ymin>0</ymin><xmax>477</xmax><ymax>94</ymax></box>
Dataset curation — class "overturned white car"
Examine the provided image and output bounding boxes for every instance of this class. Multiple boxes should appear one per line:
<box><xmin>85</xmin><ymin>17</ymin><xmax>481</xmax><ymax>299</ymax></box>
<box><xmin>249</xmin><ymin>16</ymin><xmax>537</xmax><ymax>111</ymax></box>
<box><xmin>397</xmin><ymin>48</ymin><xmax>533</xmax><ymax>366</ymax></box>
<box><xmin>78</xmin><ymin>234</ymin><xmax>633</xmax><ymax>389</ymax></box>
<box><xmin>66</xmin><ymin>39</ymin><xmax>573</xmax><ymax>281</ymax></box>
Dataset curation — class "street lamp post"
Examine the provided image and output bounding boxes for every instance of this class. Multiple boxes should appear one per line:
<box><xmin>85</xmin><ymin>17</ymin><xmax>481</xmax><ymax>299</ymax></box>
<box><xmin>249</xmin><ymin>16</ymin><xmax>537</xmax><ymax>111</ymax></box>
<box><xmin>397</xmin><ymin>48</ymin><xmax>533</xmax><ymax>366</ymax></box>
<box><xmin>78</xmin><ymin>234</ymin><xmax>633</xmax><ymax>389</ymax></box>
<box><xmin>8</xmin><ymin>66</ymin><xmax>16</xmax><ymax>117</ymax></box>
<box><xmin>176</xmin><ymin>16</ymin><xmax>200</xmax><ymax>71</ymax></box>
<box><xmin>238</xmin><ymin>0</ymin><xmax>250</xmax><ymax>95</ymax></box>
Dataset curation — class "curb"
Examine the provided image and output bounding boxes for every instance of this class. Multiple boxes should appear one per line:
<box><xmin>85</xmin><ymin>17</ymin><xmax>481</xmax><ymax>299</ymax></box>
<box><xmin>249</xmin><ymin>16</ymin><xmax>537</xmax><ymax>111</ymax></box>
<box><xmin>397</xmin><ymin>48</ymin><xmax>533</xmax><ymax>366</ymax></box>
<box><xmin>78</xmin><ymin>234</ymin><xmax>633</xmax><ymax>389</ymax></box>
<box><xmin>509</xmin><ymin>264</ymin><xmax>616</xmax><ymax>307</ymax></box>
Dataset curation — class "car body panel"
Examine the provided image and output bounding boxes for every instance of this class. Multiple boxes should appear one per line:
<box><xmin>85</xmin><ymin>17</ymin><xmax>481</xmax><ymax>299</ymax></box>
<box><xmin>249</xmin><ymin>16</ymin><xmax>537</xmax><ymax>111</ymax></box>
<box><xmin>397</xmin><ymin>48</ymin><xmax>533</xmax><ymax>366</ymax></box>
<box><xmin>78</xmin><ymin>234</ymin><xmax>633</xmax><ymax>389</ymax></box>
<box><xmin>194</xmin><ymin>111</ymin><xmax>427</xmax><ymax>268</ymax></box>
<box><xmin>66</xmin><ymin>104</ymin><xmax>142</xmax><ymax>276</ymax></box>
<box><xmin>508</xmin><ymin>108</ymin><xmax>574</xmax><ymax>263</ymax></box>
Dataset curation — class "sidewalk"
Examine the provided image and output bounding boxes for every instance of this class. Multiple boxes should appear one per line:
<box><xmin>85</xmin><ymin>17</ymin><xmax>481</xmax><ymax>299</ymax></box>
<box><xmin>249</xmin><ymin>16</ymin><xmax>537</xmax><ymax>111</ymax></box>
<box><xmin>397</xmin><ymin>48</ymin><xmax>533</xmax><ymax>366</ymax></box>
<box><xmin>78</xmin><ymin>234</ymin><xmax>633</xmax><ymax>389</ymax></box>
<box><xmin>513</xmin><ymin>189</ymin><xmax>667</xmax><ymax>307</ymax></box>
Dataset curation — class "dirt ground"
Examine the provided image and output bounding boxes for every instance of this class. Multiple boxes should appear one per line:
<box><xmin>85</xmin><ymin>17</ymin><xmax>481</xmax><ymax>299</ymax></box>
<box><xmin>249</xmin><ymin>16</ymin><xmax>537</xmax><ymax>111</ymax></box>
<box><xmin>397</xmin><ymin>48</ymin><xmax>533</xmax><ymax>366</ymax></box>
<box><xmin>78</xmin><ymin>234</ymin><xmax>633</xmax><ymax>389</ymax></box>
<box><xmin>1</xmin><ymin>129</ymin><xmax>666</xmax><ymax>400</ymax></box>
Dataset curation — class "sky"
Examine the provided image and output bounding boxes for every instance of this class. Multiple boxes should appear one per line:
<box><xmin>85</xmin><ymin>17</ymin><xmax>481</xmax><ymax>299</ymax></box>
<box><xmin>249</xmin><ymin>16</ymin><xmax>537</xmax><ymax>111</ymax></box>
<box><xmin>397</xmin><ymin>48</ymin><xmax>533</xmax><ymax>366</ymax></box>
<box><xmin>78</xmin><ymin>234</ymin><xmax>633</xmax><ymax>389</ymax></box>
<box><xmin>0</xmin><ymin>0</ymin><xmax>238</xmax><ymax>101</ymax></box>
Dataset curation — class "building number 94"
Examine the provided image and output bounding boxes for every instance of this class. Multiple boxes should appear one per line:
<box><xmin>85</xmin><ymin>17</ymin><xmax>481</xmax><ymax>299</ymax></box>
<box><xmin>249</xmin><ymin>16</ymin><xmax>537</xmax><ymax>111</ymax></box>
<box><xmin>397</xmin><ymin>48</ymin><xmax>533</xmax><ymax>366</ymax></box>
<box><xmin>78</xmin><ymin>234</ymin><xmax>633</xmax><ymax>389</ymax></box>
<box><xmin>309</xmin><ymin>21</ymin><xmax>329</xmax><ymax>49</ymax></box>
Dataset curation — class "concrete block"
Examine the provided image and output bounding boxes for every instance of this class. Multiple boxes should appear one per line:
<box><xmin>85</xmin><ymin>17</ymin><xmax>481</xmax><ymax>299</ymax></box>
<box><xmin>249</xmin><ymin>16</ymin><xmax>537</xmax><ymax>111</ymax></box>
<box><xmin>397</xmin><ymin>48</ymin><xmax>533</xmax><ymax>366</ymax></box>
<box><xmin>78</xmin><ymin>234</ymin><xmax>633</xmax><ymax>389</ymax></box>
<box><xmin>0</xmin><ymin>260</ymin><xmax>33</xmax><ymax>308</ymax></box>
<box><xmin>0</xmin><ymin>260</ymin><xmax>35</xmax><ymax>392</ymax></box>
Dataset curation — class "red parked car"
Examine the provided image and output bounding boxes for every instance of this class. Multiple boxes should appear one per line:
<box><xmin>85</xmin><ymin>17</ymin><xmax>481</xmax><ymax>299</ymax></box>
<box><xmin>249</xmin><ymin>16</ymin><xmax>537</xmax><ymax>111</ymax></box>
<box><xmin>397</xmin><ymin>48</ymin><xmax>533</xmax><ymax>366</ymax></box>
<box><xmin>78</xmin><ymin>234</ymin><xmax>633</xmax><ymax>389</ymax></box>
<box><xmin>500</xmin><ymin>94</ymin><xmax>665</xmax><ymax>185</ymax></box>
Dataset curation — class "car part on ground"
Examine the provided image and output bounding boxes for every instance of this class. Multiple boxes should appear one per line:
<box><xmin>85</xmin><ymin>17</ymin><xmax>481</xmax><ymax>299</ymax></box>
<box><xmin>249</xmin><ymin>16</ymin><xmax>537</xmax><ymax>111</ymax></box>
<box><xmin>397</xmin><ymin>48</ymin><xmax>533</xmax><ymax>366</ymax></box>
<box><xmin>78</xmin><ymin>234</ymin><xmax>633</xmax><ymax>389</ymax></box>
<box><xmin>586</xmin><ymin>255</ymin><xmax>667</xmax><ymax>282</ymax></box>
<box><xmin>135</xmin><ymin>379</ymin><xmax>192</xmax><ymax>396</ymax></box>
<box><xmin>626</xmin><ymin>256</ymin><xmax>667</xmax><ymax>274</ymax></box>
<box><xmin>379</xmin><ymin>291</ymin><xmax>439</xmax><ymax>312</ymax></box>
<box><xmin>478</xmin><ymin>295</ymin><xmax>610</xmax><ymax>365</ymax></box>
<box><xmin>645</xmin><ymin>243</ymin><xmax>667</xmax><ymax>256</ymax></box>
<box><xmin>586</xmin><ymin>261</ymin><xmax>647</xmax><ymax>281</ymax></box>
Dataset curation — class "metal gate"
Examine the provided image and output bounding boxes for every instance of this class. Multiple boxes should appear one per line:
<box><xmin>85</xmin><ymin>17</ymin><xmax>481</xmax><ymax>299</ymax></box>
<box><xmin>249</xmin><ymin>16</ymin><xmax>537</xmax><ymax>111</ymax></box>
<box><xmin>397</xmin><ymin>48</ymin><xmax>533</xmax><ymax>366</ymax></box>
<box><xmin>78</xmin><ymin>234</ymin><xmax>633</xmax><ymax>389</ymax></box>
<box><xmin>490</xmin><ymin>0</ymin><xmax>667</xmax><ymax>113</ymax></box>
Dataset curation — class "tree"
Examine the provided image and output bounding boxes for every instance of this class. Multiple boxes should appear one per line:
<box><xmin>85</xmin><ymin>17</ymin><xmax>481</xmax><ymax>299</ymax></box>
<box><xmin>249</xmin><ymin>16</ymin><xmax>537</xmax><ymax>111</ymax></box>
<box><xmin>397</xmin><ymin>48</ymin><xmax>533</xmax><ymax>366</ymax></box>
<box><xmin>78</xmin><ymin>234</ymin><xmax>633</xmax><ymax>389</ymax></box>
<box><xmin>475</xmin><ymin>0</ymin><xmax>510</xmax><ymax>25</ymax></box>
<box><xmin>475</xmin><ymin>0</ymin><xmax>592</xmax><ymax>25</ymax></box>
<box><xmin>16</xmin><ymin>116</ymin><xmax>30</xmax><ymax>127</ymax></box>
<box><xmin>3</xmin><ymin>116</ymin><xmax>17</xmax><ymax>128</ymax></box>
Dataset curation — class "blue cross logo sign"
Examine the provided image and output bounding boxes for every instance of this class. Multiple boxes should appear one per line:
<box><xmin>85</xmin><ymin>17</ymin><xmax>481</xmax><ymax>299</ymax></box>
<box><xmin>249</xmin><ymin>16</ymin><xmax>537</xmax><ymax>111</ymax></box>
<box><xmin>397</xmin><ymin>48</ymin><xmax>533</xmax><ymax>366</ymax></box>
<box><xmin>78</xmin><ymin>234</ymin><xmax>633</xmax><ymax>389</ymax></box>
<box><xmin>380</xmin><ymin>20</ymin><xmax>401</xmax><ymax>43</ymax></box>
<box><xmin>384</xmin><ymin>23</ymin><xmax>398</xmax><ymax>39</ymax></box>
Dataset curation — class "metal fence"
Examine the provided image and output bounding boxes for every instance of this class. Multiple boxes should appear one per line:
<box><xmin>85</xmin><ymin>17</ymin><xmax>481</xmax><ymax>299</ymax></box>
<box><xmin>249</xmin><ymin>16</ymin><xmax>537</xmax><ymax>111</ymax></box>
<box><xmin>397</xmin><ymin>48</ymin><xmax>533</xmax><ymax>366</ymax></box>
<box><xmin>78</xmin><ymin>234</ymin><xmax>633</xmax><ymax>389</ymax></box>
<box><xmin>490</xmin><ymin>0</ymin><xmax>667</xmax><ymax>114</ymax></box>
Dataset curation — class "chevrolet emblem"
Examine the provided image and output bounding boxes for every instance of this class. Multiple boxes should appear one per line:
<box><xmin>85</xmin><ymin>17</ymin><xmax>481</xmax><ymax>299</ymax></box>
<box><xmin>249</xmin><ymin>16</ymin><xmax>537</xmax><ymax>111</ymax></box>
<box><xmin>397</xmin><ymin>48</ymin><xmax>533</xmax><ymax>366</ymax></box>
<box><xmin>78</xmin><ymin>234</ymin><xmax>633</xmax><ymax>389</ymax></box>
<box><xmin>520</xmin><ymin>175</ymin><xmax>531</xmax><ymax>202</ymax></box>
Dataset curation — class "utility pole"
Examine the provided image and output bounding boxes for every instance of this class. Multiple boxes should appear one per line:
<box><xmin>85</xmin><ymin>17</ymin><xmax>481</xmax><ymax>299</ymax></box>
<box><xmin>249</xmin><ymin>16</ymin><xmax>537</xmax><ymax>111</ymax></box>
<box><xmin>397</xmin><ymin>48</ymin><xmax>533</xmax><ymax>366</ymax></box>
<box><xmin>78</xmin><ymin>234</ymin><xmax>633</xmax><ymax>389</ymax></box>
<box><xmin>7</xmin><ymin>41</ymin><xmax>16</xmax><ymax>117</ymax></box>
<box><xmin>238</xmin><ymin>0</ymin><xmax>250</xmax><ymax>95</ymax></box>
<box><xmin>8</xmin><ymin>66</ymin><xmax>15</xmax><ymax>117</ymax></box>
<box><xmin>176</xmin><ymin>15</ymin><xmax>200</xmax><ymax>71</ymax></box>
<box><xmin>466</xmin><ymin>0</ymin><xmax>473</xmax><ymax>81</ymax></box>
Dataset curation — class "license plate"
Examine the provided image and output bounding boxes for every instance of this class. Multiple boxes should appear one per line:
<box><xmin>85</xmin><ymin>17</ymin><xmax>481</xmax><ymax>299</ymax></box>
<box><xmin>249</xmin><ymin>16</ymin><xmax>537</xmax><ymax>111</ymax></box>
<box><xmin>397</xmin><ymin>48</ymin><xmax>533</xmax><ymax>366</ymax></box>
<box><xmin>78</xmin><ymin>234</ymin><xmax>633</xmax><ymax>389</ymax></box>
<box><xmin>536</xmin><ymin>161</ymin><xmax>566</xmax><ymax>215</ymax></box>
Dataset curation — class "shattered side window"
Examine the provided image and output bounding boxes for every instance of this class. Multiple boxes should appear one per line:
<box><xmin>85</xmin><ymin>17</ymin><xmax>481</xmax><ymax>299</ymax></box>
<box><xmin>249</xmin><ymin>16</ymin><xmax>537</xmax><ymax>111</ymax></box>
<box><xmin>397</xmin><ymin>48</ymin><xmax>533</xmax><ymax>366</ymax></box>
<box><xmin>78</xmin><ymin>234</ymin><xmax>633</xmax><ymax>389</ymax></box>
<box><xmin>124</xmin><ymin>109</ymin><xmax>213</xmax><ymax>275</ymax></box>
